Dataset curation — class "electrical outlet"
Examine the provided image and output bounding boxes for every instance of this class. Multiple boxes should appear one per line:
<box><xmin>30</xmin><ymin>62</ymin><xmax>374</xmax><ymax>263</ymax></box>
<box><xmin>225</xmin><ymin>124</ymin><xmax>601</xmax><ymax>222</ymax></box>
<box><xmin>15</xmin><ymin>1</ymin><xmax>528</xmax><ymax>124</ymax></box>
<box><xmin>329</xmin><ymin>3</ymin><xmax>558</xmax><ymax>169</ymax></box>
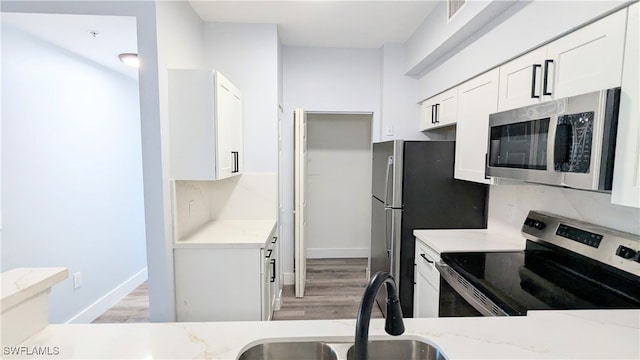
<box><xmin>73</xmin><ymin>272</ymin><xmax>82</xmax><ymax>289</ymax></box>
<box><xmin>385</xmin><ymin>125</ymin><xmax>394</xmax><ymax>136</ymax></box>
<box><xmin>188</xmin><ymin>200</ymin><xmax>195</xmax><ymax>217</ymax></box>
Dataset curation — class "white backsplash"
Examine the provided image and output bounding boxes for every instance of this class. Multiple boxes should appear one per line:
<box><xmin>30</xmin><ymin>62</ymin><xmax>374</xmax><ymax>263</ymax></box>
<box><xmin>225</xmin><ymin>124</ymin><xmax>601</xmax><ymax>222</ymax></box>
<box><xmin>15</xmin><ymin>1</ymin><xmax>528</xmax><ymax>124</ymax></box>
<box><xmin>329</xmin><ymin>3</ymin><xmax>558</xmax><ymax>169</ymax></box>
<box><xmin>209</xmin><ymin>173</ymin><xmax>277</xmax><ymax>220</ymax></box>
<box><xmin>173</xmin><ymin>173</ymin><xmax>277</xmax><ymax>240</ymax></box>
<box><xmin>488</xmin><ymin>182</ymin><xmax>640</xmax><ymax>236</ymax></box>
<box><xmin>173</xmin><ymin>180</ymin><xmax>213</xmax><ymax>240</ymax></box>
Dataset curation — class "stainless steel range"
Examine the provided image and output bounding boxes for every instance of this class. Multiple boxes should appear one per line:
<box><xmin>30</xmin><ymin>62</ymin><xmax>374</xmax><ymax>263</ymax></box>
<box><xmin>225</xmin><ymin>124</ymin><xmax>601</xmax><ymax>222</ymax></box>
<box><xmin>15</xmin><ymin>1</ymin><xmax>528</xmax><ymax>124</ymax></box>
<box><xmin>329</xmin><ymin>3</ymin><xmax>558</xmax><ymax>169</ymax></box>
<box><xmin>436</xmin><ymin>211</ymin><xmax>640</xmax><ymax>316</ymax></box>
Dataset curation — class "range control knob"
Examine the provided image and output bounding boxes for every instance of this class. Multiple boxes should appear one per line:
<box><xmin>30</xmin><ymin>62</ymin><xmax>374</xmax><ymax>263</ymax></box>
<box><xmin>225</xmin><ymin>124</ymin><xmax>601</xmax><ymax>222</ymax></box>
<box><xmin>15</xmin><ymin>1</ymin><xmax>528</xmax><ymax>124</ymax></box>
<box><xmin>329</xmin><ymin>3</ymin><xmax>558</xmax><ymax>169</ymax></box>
<box><xmin>524</xmin><ymin>218</ymin><xmax>546</xmax><ymax>230</ymax></box>
<box><xmin>533</xmin><ymin>221</ymin><xmax>546</xmax><ymax>230</ymax></box>
<box><xmin>616</xmin><ymin>245</ymin><xmax>637</xmax><ymax>260</ymax></box>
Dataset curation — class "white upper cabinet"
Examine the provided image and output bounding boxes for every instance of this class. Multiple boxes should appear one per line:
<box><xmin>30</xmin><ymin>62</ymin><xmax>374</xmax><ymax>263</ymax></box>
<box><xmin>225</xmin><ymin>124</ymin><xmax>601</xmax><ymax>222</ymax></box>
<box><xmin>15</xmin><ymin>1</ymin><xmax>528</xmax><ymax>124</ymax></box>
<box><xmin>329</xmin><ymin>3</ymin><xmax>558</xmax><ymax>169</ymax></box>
<box><xmin>612</xmin><ymin>3</ymin><xmax>639</xmax><ymax>208</ymax></box>
<box><xmin>168</xmin><ymin>69</ymin><xmax>243</xmax><ymax>181</ymax></box>
<box><xmin>419</xmin><ymin>87</ymin><xmax>458</xmax><ymax>131</ymax></box>
<box><xmin>497</xmin><ymin>47</ymin><xmax>546</xmax><ymax>111</ymax></box>
<box><xmin>215</xmin><ymin>72</ymin><xmax>243</xmax><ymax>179</ymax></box>
<box><xmin>455</xmin><ymin>68</ymin><xmax>500</xmax><ymax>184</ymax></box>
<box><xmin>498</xmin><ymin>8</ymin><xmax>627</xmax><ymax>111</ymax></box>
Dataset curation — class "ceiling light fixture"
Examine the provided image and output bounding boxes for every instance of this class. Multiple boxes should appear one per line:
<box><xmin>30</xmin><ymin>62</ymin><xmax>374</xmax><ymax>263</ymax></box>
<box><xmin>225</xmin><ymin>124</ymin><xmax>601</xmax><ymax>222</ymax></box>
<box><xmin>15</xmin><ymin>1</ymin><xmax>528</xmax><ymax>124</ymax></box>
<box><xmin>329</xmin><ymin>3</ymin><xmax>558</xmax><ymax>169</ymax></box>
<box><xmin>118</xmin><ymin>53</ymin><xmax>139</xmax><ymax>68</ymax></box>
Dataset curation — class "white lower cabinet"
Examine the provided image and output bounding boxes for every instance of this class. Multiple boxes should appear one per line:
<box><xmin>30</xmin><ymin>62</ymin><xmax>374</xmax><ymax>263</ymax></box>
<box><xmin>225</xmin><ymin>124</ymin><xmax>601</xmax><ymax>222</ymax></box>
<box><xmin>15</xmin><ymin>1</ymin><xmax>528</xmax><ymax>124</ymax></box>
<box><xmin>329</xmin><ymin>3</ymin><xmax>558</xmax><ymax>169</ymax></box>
<box><xmin>174</xmin><ymin>228</ymin><xmax>277</xmax><ymax>322</ymax></box>
<box><xmin>413</xmin><ymin>240</ymin><xmax>440</xmax><ymax>318</ymax></box>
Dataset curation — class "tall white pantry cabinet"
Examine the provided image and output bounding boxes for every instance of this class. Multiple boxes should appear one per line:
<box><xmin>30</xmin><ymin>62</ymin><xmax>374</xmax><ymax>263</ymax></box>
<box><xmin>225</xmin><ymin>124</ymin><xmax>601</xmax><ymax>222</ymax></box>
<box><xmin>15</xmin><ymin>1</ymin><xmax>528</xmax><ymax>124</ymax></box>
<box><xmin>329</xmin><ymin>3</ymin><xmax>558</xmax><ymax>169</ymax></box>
<box><xmin>168</xmin><ymin>69</ymin><xmax>243</xmax><ymax>181</ymax></box>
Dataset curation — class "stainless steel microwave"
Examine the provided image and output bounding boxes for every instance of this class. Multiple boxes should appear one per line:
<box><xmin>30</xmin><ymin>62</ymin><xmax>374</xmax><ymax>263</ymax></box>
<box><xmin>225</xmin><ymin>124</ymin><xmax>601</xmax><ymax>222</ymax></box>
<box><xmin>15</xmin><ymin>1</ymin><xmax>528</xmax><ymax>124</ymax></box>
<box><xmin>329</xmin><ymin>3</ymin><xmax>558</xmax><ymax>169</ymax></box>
<box><xmin>486</xmin><ymin>88</ymin><xmax>620</xmax><ymax>192</ymax></box>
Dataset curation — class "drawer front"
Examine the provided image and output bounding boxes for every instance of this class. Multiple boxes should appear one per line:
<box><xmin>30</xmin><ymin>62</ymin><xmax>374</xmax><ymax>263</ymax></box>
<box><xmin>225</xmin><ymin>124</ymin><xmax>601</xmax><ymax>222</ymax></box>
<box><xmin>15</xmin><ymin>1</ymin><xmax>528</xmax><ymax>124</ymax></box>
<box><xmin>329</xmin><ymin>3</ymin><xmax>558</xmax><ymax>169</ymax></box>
<box><xmin>415</xmin><ymin>240</ymin><xmax>440</xmax><ymax>288</ymax></box>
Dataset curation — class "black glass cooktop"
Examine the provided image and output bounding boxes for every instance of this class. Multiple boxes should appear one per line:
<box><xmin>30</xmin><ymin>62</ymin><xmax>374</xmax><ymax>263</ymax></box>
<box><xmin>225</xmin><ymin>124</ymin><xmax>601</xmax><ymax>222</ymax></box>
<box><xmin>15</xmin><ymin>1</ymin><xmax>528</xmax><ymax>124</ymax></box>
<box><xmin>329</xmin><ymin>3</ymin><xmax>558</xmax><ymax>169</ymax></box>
<box><xmin>440</xmin><ymin>240</ymin><xmax>640</xmax><ymax>316</ymax></box>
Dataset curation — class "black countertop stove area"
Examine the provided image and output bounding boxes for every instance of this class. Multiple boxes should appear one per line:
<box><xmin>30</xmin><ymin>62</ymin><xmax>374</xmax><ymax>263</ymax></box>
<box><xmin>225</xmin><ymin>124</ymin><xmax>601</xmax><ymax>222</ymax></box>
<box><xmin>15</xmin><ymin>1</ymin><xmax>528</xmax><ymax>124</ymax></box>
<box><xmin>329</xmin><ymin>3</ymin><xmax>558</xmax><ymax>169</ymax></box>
<box><xmin>441</xmin><ymin>240</ymin><xmax>640</xmax><ymax>316</ymax></box>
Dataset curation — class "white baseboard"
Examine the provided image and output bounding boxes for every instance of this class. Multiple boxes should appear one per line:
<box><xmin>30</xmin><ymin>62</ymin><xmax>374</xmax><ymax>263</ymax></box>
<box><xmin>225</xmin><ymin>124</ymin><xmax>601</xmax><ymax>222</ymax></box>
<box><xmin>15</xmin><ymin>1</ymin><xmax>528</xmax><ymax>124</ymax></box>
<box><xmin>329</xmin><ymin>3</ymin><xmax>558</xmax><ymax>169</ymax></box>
<box><xmin>283</xmin><ymin>272</ymin><xmax>295</xmax><ymax>285</ymax></box>
<box><xmin>65</xmin><ymin>268</ymin><xmax>148</xmax><ymax>324</ymax></box>
<box><xmin>307</xmin><ymin>248</ymin><xmax>369</xmax><ymax>259</ymax></box>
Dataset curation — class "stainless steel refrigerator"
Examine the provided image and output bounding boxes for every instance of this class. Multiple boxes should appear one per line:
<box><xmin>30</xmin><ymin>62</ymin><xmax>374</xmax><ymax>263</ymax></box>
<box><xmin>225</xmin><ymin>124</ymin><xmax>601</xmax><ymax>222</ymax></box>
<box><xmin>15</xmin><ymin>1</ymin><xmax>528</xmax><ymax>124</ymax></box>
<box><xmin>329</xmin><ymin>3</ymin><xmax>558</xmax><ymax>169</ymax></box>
<box><xmin>371</xmin><ymin>140</ymin><xmax>488</xmax><ymax>317</ymax></box>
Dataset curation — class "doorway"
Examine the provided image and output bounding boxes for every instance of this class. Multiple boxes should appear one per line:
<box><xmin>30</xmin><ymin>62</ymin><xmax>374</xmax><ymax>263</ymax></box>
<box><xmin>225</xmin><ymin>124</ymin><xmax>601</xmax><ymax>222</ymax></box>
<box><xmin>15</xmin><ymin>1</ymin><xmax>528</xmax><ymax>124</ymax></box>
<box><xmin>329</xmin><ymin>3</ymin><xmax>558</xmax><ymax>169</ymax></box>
<box><xmin>293</xmin><ymin>112</ymin><xmax>373</xmax><ymax>298</ymax></box>
<box><xmin>305</xmin><ymin>113</ymin><xmax>373</xmax><ymax>258</ymax></box>
<box><xmin>286</xmin><ymin>112</ymin><xmax>375</xmax><ymax>318</ymax></box>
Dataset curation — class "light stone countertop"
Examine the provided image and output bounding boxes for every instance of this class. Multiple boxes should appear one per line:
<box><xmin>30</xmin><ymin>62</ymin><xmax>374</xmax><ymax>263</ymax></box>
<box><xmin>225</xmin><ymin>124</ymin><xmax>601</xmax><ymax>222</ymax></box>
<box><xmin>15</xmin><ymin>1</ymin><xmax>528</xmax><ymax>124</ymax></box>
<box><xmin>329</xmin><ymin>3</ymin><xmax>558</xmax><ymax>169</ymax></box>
<box><xmin>8</xmin><ymin>310</ymin><xmax>639</xmax><ymax>359</ymax></box>
<box><xmin>413</xmin><ymin>228</ymin><xmax>526</xmax><ymax>254</ymax></box>
<box><xmin>1</xmin><ymin>267</ymin><xmax>68</xmax><ymax>312</ymax></box>
<box><xmin>174</xmin><ymin>219</ymin><xmax>277</xmax><ymax>249</ymax></box>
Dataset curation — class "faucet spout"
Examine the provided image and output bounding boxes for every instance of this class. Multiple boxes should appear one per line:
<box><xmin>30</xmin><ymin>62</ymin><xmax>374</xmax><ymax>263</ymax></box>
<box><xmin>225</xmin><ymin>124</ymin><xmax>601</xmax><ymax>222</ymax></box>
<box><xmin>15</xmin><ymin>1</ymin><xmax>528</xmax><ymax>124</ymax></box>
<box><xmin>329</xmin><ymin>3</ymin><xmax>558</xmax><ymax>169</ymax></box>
<box><xmin>354</xmin><ymin>271</ymin><xmax>405</xmax><ymax>360</ymax></box>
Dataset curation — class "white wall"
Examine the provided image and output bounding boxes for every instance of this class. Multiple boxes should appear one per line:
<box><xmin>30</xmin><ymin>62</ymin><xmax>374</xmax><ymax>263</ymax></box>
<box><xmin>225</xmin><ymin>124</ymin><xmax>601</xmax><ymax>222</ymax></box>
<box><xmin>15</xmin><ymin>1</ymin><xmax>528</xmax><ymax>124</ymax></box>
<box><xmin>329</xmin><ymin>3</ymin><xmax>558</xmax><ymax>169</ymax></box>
<box><xmin>154</xmin><ymin>0</ymin><xmax>209</xmax><ymax>321</ymax></box>
<box><xmin>380</xmin><ymin>44</ymin><xmax>432</xmax><ymax>141</ymax></box>
<box><xmin>281</xmin><ymin>46</ymin><xmax>381</xmax><ymax>282</ymax></box>
<box><xmin>306</xmin><ymin>114</ymin><xmax>372</xmax><ymax>258</ymax></box>
<box><xmin>1</xmin><ymin>24</ymin><xmax>147</xmax><ymax>323</ymax></box>
<box><xmin>405</xmin><ymin>0</ymin><xmax>517</xmax><ymax>77</ymax></box>
<box><xmin>1</xmin><ymin>0</ymin><xmax>187</xmax><ymax>322</ymax></box>
<box><xmin>203</xmin><ymin>22</ymin><xmax>280</xmax><ymax>174</ymax></box>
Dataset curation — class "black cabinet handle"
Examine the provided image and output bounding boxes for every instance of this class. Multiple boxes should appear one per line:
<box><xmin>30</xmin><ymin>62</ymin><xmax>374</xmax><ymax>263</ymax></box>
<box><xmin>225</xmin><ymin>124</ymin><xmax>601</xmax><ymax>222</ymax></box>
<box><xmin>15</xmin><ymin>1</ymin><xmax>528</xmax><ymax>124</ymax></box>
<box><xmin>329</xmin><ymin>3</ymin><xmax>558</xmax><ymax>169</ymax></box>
<box><xmin>420</xmin><ymin>253</ymin><xmax>434</xmax><ymax>264</ymax></box>
<box><xmin>266</xmin><ymin>249</ymin><xmax>273</xmax><ymax>258</ymax></box>
<box><xmin>543</xmin><ymin>59</ymin><xmax>553</xmax><ymax>96</ymax></box>
<box><xmin>431</xmin><ymin>105</ymin><xmax>436</xmax><ymax>124</ymax></box>
<box><xmin>272</xmin><ymin>236</ymin><xmax>277</xmax><ymax>244</ymax></box>
<box><xmin>434</xmin><ymin>103</ymin><xmax>440</xmax><ymax>124</ymax></box>
<box><xmin>231</xmin><ymin>151</ymin><xmax>239</xmax><ymax>173</ymax></box>
<box><xmin>531</xmin><ymin>64</ymin><xmax>542</xmax><ymax>99</ymax></box>
<box><xmin>270</xmin><ymin>259</ymin><xmax>276</xmax><ymax>282</ymax></box>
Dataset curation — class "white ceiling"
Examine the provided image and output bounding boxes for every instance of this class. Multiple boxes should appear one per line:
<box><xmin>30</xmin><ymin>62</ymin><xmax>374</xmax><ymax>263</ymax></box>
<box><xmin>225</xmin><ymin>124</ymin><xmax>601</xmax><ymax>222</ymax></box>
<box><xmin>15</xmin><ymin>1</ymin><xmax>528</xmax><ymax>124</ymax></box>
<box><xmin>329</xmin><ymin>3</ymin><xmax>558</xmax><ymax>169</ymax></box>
<box><xmin>189</xmin><ymin>0</ymin><xmax>438</xmax><ymax>48</ymax></box>
<box><xmin>2</xmin><ymin>12</ymin><xmax>138</xmax><ymax>79</ymax></box>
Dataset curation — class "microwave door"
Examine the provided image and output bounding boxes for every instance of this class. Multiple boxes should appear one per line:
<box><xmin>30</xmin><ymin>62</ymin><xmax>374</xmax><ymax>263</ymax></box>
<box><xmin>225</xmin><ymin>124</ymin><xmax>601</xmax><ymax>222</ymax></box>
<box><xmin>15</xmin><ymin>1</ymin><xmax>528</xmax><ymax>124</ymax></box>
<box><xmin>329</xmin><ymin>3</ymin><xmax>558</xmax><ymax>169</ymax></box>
<box><xmin>487</xmin><ymin>116</ymin><xmax>560</xmax><ymax>186</ymax></box>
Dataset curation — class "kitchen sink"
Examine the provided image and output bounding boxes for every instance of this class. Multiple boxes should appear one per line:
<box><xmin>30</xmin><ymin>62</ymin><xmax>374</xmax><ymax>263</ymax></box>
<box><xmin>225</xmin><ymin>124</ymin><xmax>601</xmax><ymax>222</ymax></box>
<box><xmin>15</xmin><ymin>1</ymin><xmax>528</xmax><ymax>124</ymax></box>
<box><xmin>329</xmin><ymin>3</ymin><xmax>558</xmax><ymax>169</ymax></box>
<box><xmin>347</xmin><ymin>340</ymin><xmax>447</xmax><ymax>360</ymax></box>
<box><xmin>237</xmin><ymin>341</ymin><xmax>339</xmax><ymax>360</ymax></box>
<box><xmin>236</xmin><ymin>339</ymin><xmax>447</xmax><ymax>360</ymax></box>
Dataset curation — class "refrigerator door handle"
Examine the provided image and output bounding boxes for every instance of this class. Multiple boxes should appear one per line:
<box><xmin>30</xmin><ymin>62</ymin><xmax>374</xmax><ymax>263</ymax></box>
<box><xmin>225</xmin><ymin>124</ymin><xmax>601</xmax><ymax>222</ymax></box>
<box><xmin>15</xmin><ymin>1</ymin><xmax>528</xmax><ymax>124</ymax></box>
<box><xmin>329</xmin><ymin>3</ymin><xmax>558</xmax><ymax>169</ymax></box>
<box><xmin>384</xmin><ymin>207</ymin><xmax>392</xmax><ymax>258</ymax></box>
<box><xmin>383</xmin><ymin>156</ymin><xmax>394</xmax><ymax>208</ymax></box>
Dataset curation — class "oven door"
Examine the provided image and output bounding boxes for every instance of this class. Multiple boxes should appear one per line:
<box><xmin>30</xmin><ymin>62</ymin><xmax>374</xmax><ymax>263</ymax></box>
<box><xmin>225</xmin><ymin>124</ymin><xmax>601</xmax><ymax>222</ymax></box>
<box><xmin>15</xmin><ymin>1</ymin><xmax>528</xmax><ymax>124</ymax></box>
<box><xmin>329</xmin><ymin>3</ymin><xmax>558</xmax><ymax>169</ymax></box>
<box><xmin>436</xmin><ymin>262</ymin><xmax>508</xmax><ymax>317</ymax></box>
<box><xmin>438</xmin><ymin>276</ymin><xmax>482</xmax><ymax>317</ymax></box>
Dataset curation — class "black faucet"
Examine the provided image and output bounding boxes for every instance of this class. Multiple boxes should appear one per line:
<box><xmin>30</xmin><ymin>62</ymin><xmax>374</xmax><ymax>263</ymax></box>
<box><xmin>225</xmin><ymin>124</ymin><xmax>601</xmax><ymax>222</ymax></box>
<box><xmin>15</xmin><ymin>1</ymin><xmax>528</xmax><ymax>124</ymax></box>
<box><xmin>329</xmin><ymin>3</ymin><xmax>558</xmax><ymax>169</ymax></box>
<box><xmin>354</xmin><ymin>271</ymin><xmax>405</xmax><ymax>360</ymax></box>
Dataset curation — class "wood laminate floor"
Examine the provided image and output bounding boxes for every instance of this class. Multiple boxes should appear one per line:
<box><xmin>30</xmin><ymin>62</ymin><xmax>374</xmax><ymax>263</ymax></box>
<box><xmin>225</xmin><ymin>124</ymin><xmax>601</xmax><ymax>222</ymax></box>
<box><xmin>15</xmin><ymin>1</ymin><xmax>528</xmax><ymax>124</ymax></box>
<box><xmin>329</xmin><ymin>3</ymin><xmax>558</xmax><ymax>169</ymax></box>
<box><xmin>92</xmin><ymin>282</ymin><xmax>150</xmax><ymax>323</ymax></box>
<box><xmin>92</xmin><ymin>258</ymin><xmax>381</xmax><ymax>323</ymax></box>
<box><xmin>272</xmin><ymin>258</ymin><xmax>383</xmax><ymax>320</ymax></box>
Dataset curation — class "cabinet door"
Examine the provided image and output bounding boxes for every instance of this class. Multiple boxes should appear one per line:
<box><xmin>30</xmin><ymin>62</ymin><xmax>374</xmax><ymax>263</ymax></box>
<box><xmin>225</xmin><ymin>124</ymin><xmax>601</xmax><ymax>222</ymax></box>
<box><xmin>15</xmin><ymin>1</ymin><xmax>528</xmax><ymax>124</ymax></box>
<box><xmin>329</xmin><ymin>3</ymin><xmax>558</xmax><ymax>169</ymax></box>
<box><xmin>168</xmin><ymin>69</ymin><xmax>217</xmax><ymax>180</ymax></box>
<box><xmin>612</xmin><ymin>3</ymin><xmax>639</xmax><ymax>208</ymax></box>
<box><xmin>546</xmin><ymin>8</ymin><xmax>626</xmax><ymax>100</ymax></box>
<box><xmin>420</xmin><ymin>88</ymin><xmax>458</xmax><ymax>131</ymax></box>
<box><xmin>455</xmin><ymin>69</ymin><xmax>500</xmax><ymax>184</ymax></box>
<box><xmin>231</xmin><ymin>88</ymin><xmax>243</xmax><ymax>174</ymax></box>
<box><xmin>498</xmin><ymin>47</ymin><xmax>546</xmax><ymax>111</ymax></box>
<box><xmin>414</xmin><ymin>267</ymin><xmax>439</xmax><ymax>318</ymax></box>
<box><xmin>174</xmin><ymin>248</ymin><xmax>262</xmax><ymax>321</ymax></box>
<box><xmin>434</xmin><ymin>87</ymin><xmax>458</xmax><ymax>128</ymax></box>
<box><xmin>419</xmin><ymin>98</ymin><xmax>437</xmax><ymax>131</ymax></box>
<box><xmin>215</xmin><ymin>73</ymin><xmax>235</xmax><ymax>179</ymax></box>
